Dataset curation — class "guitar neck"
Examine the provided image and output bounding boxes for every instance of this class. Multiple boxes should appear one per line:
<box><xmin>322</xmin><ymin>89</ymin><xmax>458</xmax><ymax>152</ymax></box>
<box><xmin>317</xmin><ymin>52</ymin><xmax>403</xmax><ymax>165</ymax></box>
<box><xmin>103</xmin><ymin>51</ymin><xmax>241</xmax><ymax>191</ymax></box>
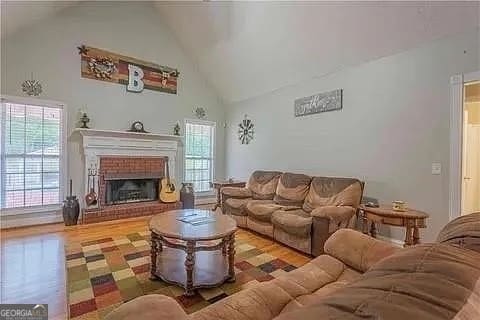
<box><xmin>165</xmin><ymin>158</ymin><xmax>171</xmax><ymax>183</ymax></box>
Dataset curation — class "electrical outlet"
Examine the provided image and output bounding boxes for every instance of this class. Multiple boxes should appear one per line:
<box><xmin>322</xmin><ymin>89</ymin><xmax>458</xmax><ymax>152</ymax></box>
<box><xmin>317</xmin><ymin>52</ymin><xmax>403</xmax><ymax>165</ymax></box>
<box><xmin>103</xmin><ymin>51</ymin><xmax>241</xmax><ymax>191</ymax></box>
<box><xmin>431</xmin><ymin>163</ymin><xmax>441</xmax><ymax>175</ymax></box>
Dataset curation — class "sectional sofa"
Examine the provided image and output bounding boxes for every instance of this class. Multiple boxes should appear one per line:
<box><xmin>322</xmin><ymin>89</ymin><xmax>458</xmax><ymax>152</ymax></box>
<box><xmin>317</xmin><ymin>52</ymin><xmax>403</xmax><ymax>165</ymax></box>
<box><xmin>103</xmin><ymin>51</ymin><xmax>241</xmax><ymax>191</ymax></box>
<box><xmin>106</xmin><ymin>213</ymin><xmax>480</xmax><ymax>320</ymax></box>
<box><xmin>222</xmin><ymin>170</ymin><xmax>364</xmax><ymax>256</ymax></box>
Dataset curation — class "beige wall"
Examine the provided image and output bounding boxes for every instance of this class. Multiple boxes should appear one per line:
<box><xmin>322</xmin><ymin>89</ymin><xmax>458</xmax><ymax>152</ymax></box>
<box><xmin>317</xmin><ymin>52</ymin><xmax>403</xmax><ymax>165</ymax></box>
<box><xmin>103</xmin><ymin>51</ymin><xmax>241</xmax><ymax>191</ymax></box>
<box><xmin>1</xmin><ymin>2</ymin><xmax>226</xmax><ymax>207</ymax></box>
<box><xmin>225</xmin><ymin>28</ymin><xmax>480</xmax><ymax>242</ymax></box>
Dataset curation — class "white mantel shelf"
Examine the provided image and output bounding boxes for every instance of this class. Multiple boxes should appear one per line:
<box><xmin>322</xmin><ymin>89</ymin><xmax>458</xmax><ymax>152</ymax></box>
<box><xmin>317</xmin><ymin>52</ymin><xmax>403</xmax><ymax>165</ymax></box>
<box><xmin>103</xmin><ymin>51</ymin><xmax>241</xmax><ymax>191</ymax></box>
<box><xmin>72</xmin><ymin>128</ymin><xmax>184</xmax><ymax>145</ymax></box>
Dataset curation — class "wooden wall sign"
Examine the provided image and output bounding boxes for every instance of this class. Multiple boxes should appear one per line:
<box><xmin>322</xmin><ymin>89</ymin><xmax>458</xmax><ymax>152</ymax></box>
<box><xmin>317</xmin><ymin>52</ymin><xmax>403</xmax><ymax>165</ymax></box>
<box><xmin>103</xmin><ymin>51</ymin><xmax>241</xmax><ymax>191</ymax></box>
<box><xmin>294</xmin><ymin>89</ymin><xmax>342</xmax><ymax>117</ymax></box>
<box><xmin>78</xmin><ymin>45</ymin><xmax>179</xmax><ymax>94</ymax></box>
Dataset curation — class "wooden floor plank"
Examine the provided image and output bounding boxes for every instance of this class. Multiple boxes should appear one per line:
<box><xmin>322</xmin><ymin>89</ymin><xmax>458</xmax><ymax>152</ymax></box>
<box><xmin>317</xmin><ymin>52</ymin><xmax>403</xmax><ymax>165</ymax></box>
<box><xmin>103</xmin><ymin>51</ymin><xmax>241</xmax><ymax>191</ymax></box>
<box><xmin>0</xmin><ymin>211</ymin><xmax>310</xmax><ymax>319</ymax></box>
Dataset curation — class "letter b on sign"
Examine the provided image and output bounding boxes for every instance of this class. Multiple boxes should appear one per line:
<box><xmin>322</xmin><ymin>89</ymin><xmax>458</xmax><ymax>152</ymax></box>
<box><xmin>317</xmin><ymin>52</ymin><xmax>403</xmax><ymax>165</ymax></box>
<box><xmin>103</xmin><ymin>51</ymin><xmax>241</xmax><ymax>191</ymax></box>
<box><xmin>127</xmin><ymin>64</ymin><xmax>144</xmax><ymax>92</ymax></box>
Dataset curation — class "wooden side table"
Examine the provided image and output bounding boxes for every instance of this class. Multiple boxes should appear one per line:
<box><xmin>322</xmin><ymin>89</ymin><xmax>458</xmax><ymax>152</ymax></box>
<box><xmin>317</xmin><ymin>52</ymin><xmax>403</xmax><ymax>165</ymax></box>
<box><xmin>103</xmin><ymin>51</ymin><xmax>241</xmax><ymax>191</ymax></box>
<box><xmin>210</xmin><ymin>181</ymin><xmax>246</xmax><ymax>211</ymax></box>
<box><xmin>359</xmin><ymin>205</ymin><xmax>429</xmax><ymax>247</ymax></box>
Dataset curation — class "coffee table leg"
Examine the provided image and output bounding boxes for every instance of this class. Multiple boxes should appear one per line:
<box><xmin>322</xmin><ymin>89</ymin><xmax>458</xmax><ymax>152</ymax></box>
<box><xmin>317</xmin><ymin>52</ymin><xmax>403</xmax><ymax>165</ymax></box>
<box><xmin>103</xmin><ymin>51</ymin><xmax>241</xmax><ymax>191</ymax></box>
<box><xmin>222</xmin><ymin>237</ymin><xmax>227</xmax><ymax>256</ymax></box>
<box><xmin>227</xmin><ymin>233</ymin><xmax>236</xmax><ymax>282</ymax></box>
<box><xmin>185</xmin><ymin>240</ymin><xmax>196</xmax><ymax>296</ymax></box>
<box><xmin>150</xmin><ymin>233</ymin><xmax>159</xmax><ymax>280</ymax></box>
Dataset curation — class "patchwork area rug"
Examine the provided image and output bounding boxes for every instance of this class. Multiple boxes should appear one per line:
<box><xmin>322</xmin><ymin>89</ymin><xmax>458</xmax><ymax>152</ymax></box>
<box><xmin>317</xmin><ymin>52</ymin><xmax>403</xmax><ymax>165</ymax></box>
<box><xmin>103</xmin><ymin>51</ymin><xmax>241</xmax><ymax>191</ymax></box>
<box><xmin>66</xmin><ymin>232</ymin><xmax>298</xmax><ymax>319</ymax></box>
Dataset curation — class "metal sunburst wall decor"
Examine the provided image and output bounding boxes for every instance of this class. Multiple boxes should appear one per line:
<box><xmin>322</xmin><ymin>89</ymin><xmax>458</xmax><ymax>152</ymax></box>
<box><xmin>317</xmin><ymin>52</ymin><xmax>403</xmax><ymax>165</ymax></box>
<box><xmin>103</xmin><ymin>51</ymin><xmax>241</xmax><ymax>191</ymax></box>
<box><xmin>194</xmin><ymin>106</ymin><xmax>206</xmax><ymax>119</ymax></box>
<box><xmin>238</xmin><ymin>114</ymin><xmax>254</xmax><ymax>144</ymax></box>
<box><xmin>21</xmin><ymin>73</ymin><xmax>42</xmax><ymax>96</ymax></box>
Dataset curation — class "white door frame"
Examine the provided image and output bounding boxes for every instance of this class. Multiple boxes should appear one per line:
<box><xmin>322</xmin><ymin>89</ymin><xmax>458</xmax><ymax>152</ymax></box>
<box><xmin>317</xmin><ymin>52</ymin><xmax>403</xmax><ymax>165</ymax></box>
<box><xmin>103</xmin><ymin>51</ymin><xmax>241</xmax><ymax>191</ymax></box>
<box><xmin>449</xmin><ymin>70</ymin><xmax>480</xmax><ymax>221</ymax></box>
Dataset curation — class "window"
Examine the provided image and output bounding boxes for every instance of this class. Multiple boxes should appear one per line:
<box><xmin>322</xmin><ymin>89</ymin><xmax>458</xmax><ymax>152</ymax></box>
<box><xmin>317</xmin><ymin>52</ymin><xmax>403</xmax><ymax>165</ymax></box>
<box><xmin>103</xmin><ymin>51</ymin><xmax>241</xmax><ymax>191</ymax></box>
<box><xmin>1</xmin><ymin>97</ymin><xmax>64</xmax><ymax>212</ymax></box>
<box><xmin>184</xmin><ymin>119</ymin><xmax>215</xmax><ymax>193</ymax></box>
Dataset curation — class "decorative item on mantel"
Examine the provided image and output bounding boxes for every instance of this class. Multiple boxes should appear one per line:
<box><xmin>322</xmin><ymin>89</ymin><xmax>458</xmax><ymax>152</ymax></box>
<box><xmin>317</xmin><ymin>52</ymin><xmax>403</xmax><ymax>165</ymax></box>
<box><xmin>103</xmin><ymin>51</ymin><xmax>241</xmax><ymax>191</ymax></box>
<box><xmin>294</xmin><ymin>89</ymin><xmax>343</xmax><ymax>117</ymax></box>
<box><xmin>173</xmin><ymin>122</ymin><xmax>181</xmax><ymax>136</ymax></box>
<box><xmin>63</xmin><ymin>180</ymin><xmax>80</xmax><ymax>226</ymax></box>
<box><xmin>79</xmin><ymin>112</ymin><xmax>90</xmax><ymax>128</ymax></box>
<box><xmin>128</xmin><ymin>121</ymin><xmax>148</xmax><ymax>133</ymax></box>
<box><xmin>194</xmin><ymin>106</ymin><xmax>206</xmax><ymax>119</ymax></box>
<box><xmin>238</xmin><ymin>114</ymin><xmax>254</xmax><ymax>144</ymax></box>
<box><xmin>21</xmin><ymin>73</ymin><xmax>42</xmax><ymax>96</ymax></box>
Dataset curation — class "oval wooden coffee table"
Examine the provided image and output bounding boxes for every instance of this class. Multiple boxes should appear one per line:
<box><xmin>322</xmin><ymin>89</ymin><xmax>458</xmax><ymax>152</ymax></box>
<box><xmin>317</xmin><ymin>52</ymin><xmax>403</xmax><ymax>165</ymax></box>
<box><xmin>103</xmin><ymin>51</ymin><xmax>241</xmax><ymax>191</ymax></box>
<box><xmin>149</xmin><ymin>209</ymin><xmax>237</xmax><ymax>296</ymax></box>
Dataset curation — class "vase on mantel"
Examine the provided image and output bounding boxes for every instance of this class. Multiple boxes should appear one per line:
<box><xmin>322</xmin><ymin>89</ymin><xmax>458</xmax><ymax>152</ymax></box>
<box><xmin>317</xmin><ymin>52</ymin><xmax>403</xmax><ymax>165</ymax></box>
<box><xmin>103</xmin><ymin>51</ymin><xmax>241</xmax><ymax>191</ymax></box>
<box><xmin>180</xmin><ymin>183</ymin><xmax>195</xmax><ymax>209</ymax></box>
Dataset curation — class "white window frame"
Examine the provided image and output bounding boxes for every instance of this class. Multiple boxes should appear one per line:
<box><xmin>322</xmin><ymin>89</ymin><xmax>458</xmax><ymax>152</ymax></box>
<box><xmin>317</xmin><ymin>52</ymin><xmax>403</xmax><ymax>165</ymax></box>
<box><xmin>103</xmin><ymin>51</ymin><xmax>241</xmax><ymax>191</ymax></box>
<box><xmin>184</xmin><ymin>118</ymin><xmax>216</xmax><ymax>195</ymax></box>
<box><xmin>0</xmin><ymin>95</ymin><xmax>67</xmax><ymax>216</ymax></box>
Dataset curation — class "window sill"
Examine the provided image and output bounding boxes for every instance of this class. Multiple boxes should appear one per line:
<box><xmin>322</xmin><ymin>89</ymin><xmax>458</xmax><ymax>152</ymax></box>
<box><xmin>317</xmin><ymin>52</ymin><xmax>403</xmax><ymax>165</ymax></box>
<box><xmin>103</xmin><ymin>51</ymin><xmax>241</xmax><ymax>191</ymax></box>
<box><xmin>1</xmin><ymin>204</ymin><xmax>62</xmax><ymax>217</ymax></box>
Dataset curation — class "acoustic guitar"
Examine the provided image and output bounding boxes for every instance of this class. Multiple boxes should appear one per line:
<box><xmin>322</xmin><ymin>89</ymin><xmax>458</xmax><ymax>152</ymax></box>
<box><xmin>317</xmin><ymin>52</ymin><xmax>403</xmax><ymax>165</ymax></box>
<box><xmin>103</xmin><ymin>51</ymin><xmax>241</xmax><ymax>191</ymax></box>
<box><xmin>159</xmin><ymin>158</ymin><xmax>180</xmax><ymax>203</ymax></box>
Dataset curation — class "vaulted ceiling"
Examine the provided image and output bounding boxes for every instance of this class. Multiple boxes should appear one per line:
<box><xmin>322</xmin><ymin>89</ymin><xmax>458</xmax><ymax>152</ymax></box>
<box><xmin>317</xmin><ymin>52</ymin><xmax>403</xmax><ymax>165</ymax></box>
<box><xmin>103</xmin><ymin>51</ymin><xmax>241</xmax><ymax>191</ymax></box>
<box><xmin>2</xmin><ymin>1</ymin><xmax>479</xmax><ymax>104</ymax></box>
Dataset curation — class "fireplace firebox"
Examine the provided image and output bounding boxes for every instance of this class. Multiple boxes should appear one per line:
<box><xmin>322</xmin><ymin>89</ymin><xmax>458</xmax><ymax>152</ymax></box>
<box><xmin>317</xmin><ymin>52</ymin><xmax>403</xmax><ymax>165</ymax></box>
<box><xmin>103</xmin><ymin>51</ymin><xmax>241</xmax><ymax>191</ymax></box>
<box><xmin>105</xmin><ymin>177</ymin><xmax>159</xmax><ymax>205</ymax></box>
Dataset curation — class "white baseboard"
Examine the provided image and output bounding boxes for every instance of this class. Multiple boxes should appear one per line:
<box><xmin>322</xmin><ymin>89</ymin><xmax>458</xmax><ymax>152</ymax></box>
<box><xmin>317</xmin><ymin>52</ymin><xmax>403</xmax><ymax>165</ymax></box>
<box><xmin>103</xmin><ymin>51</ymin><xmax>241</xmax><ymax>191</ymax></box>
<box><xmin>1</xmin><ymin>210</ymin><xmax>63</xmax><ymax>229</ymax></box>
<box><xmin>376</xmin><ymin>234</ymin><xmax>404</xmax><ymax>247</ymax></box>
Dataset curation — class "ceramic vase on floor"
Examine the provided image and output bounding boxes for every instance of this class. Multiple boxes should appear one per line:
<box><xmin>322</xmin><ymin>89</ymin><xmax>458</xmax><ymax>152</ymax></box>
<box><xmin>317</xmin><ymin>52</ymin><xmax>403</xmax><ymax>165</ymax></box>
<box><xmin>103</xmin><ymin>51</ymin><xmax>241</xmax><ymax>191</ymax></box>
<box><xmin>63</xmin><ymin>180</ymin><xmax>80</xmax><ymax>226</ymax></box>
<box><xmin>180</xmin><ymin>183</ymin><xmax>195</xmax><ymax>209</ymax></box>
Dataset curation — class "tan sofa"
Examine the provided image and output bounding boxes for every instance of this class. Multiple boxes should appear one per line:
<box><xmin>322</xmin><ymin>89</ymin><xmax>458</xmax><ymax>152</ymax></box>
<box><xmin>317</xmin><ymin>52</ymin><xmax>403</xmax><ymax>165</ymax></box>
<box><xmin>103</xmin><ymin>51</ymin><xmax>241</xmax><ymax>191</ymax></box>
<box><xmin>106</xmin><ymin>213</ymin><xmax>480</xmax><ymax>320</ymax></box>
<box><xmin>222</xmin><ymin>170</ymin><xmax>364</xmax><ymax>256</ymax></box>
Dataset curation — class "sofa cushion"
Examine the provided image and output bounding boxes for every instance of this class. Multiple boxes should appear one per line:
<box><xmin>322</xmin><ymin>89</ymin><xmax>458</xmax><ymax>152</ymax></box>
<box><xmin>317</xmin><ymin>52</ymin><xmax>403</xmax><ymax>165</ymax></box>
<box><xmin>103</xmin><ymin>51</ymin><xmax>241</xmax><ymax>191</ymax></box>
<box><xmin>274</xmin><ymin>173</ymin><xmax>312</xmax><ymax>206</ymax></box>
<box><xmin>437</xmin><ymin>212</ymin><xmax>480</xmax><ymax>253</ymax></box>
<box><xmin>246</xmin><ymin>200</ymin><xmax>281</xmax><ymax>222</ymax></box>
<box><xmin>224</xmin><ymin>198</ymin><xmax>249</xmax><ymax>216</ymax></box>
<box><xmin>247</xmin><ymin>171</ymin><xmax>282</xmax><ymax>200</ymax></box>
<box><xmin>221</xmin><ymin>187</ymin><xmax>252</xmax><ymax>199</ymax></box>
<box><xmin>324</xmin><ymin>229</ymin><xmax>400</xmax><ymax>272</ymax></box>
<box><xmin>280</xmin><ymin>267</ymin><xmax>361</xmax><ymax>314</ymax></box>
<box><xmin>272</xmin><ymin>209</ymin><xmax>312</xmax><ymax>237</ymax></box>
<box><xmin>303</xmin><ymin>177</ymin><xmax>362</xmax><ymax>212</ymax></box>
<box><xmin>275</xmin><ymin>243</ymin><xmax>480</xmax><ymax>320</ymax></box>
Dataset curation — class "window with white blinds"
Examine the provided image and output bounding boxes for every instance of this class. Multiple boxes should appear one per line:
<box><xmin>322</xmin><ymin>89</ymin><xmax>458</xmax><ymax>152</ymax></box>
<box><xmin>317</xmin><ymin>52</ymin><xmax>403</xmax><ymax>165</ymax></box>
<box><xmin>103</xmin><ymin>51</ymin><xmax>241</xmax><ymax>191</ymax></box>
<box><xmin>184</xmin><ymin>119</ymin><xmax>215</xmax><ymax>193</ymax></box>
<box><xmin>0</xmin><ymin>98</ymin><xmax>64</xmax><ymax>211</ymax></box>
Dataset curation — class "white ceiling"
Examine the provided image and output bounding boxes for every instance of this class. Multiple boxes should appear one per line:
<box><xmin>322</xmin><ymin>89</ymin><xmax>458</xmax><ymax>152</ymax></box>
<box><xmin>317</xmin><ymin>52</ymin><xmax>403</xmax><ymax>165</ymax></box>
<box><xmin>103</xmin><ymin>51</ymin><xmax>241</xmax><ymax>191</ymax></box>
<box><xmin>1</xmin><ymin>1</ymin><xmax>75</xmax><ymax>38</ymax></box>
<box><xmin>154</xmin><ymin>1</ymin><xmax>480</xmax><ymax>103</ymax></box>
<box><xmin>2</xmin><ymin>1</ymin><xmax>479</xmax><ymax>103</ymax></box>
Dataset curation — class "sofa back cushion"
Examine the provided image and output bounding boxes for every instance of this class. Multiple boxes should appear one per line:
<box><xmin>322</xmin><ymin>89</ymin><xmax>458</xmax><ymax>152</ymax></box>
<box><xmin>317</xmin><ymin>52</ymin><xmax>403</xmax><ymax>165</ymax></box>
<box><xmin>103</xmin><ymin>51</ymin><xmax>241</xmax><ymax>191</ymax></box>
<box><xmin>437</xmin><ymin>212</ymin><xmax>480</xmax><ymax>253</ymax></box>
<box><xmin>274</xmin><ymin>173</ymin><xmax>312</xmax><ymax>206</ymax></box>
<box><xmin>247</xmin><ymin>170</ymin><xmax>282</xmax><ymax>200</ymax></box>
<box><xmin>303</xmin><ymin>177</ymin><xmax>363</xmax><ymax>212</ymax></box>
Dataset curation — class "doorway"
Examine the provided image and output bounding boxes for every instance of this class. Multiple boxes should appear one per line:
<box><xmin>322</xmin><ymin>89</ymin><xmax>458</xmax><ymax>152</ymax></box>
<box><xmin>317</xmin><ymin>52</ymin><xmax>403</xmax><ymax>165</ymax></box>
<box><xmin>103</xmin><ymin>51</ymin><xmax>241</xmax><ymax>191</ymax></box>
<box><xmin>462</xmin><ymin>82</ymin><xmax>480</xmax><ymax>215</ymax></box>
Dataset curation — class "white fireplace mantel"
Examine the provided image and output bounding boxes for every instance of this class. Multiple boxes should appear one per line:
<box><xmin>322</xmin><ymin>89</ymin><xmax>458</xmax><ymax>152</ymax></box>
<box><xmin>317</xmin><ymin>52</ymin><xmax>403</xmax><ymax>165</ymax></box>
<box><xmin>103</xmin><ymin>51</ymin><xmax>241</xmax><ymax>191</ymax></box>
<box><xmin>72</xmin><ymin>128</ymin><xmax>184</xmax><ymax>208</ymax></box>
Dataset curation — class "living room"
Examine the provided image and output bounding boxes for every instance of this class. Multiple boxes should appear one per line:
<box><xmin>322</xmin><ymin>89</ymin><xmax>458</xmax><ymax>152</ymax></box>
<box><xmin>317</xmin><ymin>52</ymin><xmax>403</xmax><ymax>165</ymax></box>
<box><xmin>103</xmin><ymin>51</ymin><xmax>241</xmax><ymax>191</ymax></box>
<box><xmin>1</xmin><ymin>1</ymin><xmax>480</xmax><ymax>320</ymax></box>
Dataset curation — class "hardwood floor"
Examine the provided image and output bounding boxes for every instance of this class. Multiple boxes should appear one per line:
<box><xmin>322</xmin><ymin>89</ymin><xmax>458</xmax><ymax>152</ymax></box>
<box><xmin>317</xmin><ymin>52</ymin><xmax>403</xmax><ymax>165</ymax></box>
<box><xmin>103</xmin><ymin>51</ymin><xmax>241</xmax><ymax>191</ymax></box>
<box><xmin>0</xmin><ymin>210</ymin><xmax>311</xmax><ymax>320</ymax></box>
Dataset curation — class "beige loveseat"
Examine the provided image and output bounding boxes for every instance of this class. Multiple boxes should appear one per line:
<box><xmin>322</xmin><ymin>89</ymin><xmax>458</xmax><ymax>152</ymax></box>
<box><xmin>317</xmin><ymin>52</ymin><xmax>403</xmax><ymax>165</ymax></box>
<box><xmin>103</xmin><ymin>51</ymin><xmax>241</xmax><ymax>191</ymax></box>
<box><xmin>106</xmin><ymin>213</ymin><xmax>480</xmax><ymax>320</ymax></box>
<box><xmin>222</xmin><ymin>170</ymin><xmax>364</xmax><ymax>256</ymax></box>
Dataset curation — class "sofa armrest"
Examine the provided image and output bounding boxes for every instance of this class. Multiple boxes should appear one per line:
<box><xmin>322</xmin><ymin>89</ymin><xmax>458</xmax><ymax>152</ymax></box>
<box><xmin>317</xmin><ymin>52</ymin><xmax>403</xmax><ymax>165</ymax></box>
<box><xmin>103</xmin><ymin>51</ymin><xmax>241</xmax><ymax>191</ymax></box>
<box><xmin>221</xmin><ymin>186</ymin><xmax>252</xmax><ymax>199</ymax></box>
<box><xmin>104</xmin><ymin>295</ymin><xmax>188</xmax><ymax>320</ymax></box>
<box><xmin>324</xmin><ymin>229</ymin><xmax>400</xmax><ymax>272</ymax></box>
<box><xmin>310</xmin><ymin>206</ymin><xmax>356</xmax><ymax>233</ymax></box>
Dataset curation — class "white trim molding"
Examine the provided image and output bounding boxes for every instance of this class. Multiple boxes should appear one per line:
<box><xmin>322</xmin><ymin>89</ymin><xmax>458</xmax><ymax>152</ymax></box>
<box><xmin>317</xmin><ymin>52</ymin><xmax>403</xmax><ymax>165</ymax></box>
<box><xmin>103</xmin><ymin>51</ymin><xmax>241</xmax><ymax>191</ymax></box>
<box><xmin>449</xmin><ymin>74</ymin><xmax>464</xmax><ymax>221</ymax></box>
<box><xmin>449</xmin><ymin>70</ymin><xmax>480</xmax><ymax>221</ymax></box>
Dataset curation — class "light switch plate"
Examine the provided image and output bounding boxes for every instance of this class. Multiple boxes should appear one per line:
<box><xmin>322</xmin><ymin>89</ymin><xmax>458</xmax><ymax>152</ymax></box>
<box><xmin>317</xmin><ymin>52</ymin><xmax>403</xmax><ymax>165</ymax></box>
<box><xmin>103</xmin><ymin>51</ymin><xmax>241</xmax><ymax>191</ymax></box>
<box><xmin>431</xmin><ymin>163</ymin><xmax>441</xmax><ymax>175</ymax></box>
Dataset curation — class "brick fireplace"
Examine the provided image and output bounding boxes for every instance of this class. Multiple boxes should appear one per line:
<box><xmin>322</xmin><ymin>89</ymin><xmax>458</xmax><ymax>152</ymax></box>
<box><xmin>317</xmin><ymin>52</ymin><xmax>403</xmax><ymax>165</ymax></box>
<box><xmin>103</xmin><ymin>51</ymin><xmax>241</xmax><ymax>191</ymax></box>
<box><xmin>76</xmin><ymin>129</ymin><xmax>183</xmax><ymax>224</ymax></box>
